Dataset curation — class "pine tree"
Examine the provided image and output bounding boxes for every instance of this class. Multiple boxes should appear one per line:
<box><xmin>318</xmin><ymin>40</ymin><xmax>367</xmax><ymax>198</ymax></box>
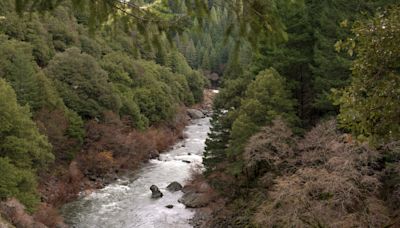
<box><xmin>228</xmin><ymin>68</ymin><xmax>297</xmax><ymax>158</ymax></box>
<box><xmin>0</xmin><ymin>37</ymin><xmax>41</xmax><ymax>110</ymax></box>
<box><xmin>0</xmin><ymin>78</ymin><xmax>53</xmax><ymax>210</ymax></box>
<box><xmin>203</xmin><ymin>111</ymin><xmax>230</xmax><ymax>173</ymax></box>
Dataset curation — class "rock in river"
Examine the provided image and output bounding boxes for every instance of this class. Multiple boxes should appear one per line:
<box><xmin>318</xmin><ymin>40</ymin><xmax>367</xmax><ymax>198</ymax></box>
<box><xmin>178</xmin><ymin>192</ymin><xmax>210</xmax><ymax>208</ymax></box>
<box><xmin>167</xmin><ymin>181</ymin><xmax>183</xmax><ymax>192</ymax></box>
<box><xmin>187</xmin><ymin>109</ymin><xmax>204</xmax><ymax>119</ymax></box>
<box><xmin>150</xmin><ymin>185</ymin><xmax>163</xmax><ymax>198</ymax></box>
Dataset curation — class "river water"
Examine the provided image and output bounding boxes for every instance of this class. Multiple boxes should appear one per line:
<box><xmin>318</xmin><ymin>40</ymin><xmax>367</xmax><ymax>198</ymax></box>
<box><xmin>61</xmin><ymin>117</ymin><xmax>211</xmax><ymax>228</ymax></box>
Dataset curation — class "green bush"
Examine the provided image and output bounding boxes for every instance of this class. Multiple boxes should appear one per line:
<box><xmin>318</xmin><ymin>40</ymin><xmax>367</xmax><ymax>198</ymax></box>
<box><xmin>133</xmin><ymin>86</ymin><xmax>176</xmax><ymax>124</ymax></box>
<box><xmin>0</xmin><ymin>37</ymin><xmax>41</xmax><ymax>110</ymax></box>
<box><xmin>0</xmin><ymin>79</ymin><xmax>53</xmax><ymax>211</ymax></box>
<box><xmin>228</xmin><ymin>68</ymin><xmax>297</xmax><ymax>157</ymax></box>
<box><xmin>46</xmin><ymin>47</ymin><xmax>122</xmax><ymax>118</ymax></box>
<box><xmin>334</xmin><ymin>6</ymin><xmax>400</xmax><ymax>144</ymax></box>
<box><xmin>0</xmin><ymin>158</ymin><xmax>39</xmax><ymax>212</ymax></box>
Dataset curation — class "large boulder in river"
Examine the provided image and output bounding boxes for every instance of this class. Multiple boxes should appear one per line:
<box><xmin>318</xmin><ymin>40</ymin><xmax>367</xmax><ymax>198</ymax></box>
<box><xmin>150</xmin><ymin>185</ymin><xmax>163</xmax><ymax>198</ymax></box>
<box><xmin>178</xmin><ymin>192</ymin><xmax>210</xmax><ymax>208</ymax></box>
<box><xmin>187</xmin><ymin>109</ymin><xmax>204</xmax><ymax>119</ymax></box>
<box><xmin>166</xmin><ymin>182</ymin><xmax>183</xmax><ymax>192</ymax></box>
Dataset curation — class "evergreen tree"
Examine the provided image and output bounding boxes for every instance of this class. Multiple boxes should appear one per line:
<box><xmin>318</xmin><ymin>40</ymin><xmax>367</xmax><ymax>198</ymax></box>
<box><xmin>0</xmin><ymin>78</ymin><xmax>53</xmax><ymax>210</ymax></box>
<box><xmin>0</xmin><ymin>37</ymin><xmax>42</xmax><ymax>110</ymax></box>
<box><xmin>46</xmin><ymin>47</ymin><xmax>122</xmax><ymax>118</ymax></box>
<box><xmin>228</xmin><ymin>68</ymin><xmax>297</xmax><ymax>159</ymax></box>
<box><xmin>203</xmin><ymin>110</ymin><xmax>230</xmax><ymax>173</ymax></box>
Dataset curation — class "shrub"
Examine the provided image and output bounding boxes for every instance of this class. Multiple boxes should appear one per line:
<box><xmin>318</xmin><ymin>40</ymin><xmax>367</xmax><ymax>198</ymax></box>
<box><xmin>0</xmin><ymin>79</ymin><xmax>53</xmax><ymax>211</ymax></box>
<box><xmin>0</xmin><ymin>158</ymin><xmax>39</xmax><ymax>212</ymax></box>
<box><xmin>35</xmin><ymin>108</ymin><xmax>84</xmax><ymax>161</ymax></box>
<box><xmin>94</xmin><ymin>151</ymin><xmax>115</xmax><ymax>175</ymax></box>
<box><xmin>33</xmin><ymin>203</ymin><xmax>64</xmax><ymax>227</ymax></box>
<box><xmin>334</xmin><ymin>6</ymin><xmax>400</xmax><ymax>144</ymax></box>
<box><xmin>243</xmin><ymin>118</ymin><xmax>296</xmax><ymax>181</ymax></box>
<box><xmin>254</xmin><ymin>168</ymin><xmax>390</xmax><ymax>227</ymax></box>
<box><xmin>253</xmin><ymin>119</ymin><xmax>390</xmax><ymax>227</ymax></box>
<box><xmin>133</xmin><ymin>86</ymin><xmax>176</xmax><ymax>124</ymax></box>
<box><xmin>0</xmin><ymin>37</ymin><xmax>41</xmax><ymax>110</ymax></box>
<box><xmin>46</xmin><ymin>47</ymin><xmax>122</xmax><ymax>118</ymax></box>
<box><xmin>228</xmin><ymin>68</ymin><xmax>297</xmax><ymax>158</ymax></box>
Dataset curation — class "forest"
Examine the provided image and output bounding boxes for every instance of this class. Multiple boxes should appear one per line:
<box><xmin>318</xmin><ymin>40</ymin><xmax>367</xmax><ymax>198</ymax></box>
<box><xmin>0</xmin><ymin>0</ymin><xmax>399</xmax><ymax>227</ymax></box>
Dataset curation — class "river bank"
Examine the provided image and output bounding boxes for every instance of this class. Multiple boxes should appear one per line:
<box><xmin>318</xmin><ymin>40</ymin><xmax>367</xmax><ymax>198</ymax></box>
<box><xmin>0</xmin><ymin>90</ymin><xmax>216</xmax><ymax>228</ymax></box>
<box><xmin>61</xmin><ymin>117</ymin><xmax>212</xmax><ymax>227</ymax></box>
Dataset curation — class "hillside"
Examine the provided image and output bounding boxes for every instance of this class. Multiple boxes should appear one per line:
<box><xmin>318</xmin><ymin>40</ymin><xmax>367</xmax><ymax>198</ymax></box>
<box><xmin>0</xmin><ymin>0</ymin><xmax>399</xmax><ymax>227</ymax></box>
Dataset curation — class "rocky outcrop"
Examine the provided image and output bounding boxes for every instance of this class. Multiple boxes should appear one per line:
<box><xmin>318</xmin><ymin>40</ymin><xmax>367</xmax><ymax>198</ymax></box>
<box><xmin>178</xmin><ymin>192</ymin><xmax>210</xmax><ymax>208</ymax></box>
<box><xmin>187</xmin><ymin>109</ymin><xmax>204</xmax><ymax>119</ymax></box>
<box><xmin>166</xmin><ymin>182</ymin><xmax>183</xmax><ymax>192</ymax></box>
<box><xmin>150</xmin><ymin>185</ymin><xmax>163</xmax><ymax>198</ymax></box>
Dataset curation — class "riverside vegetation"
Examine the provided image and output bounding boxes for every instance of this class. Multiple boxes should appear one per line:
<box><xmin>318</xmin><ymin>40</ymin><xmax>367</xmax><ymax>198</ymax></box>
<box><xmin>0</xmin><ymin>0</ymin><xmax>399</xmax><ymax>227</ymax></box>
<box><xmin>0</xmin><ymin>0</ymin><xmax>210</xmax><ymax>226</ymax></box>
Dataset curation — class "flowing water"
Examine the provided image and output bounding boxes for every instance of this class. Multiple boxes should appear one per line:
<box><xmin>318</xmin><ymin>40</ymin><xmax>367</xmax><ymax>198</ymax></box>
<box><xmin>61</xmin><ymin>117</ymin><xmax>211</xmax><ymax>228</ymax></box>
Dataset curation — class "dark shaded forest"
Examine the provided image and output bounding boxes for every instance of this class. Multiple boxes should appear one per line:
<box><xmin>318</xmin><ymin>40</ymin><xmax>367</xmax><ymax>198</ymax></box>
<box><xmin>0</xmin><ymin>0</ymin><xmax>399</xmax><ymax>227</ymax></box>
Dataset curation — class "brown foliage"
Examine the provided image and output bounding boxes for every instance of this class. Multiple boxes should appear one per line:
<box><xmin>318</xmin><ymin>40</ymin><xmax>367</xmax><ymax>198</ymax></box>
<box><xmin>38</xmin><ymin>167</ymin><xmax>82</xmax><ymax>207</ymax></box>
<box><xmin>33</xmin><ymin>203</ymin><xmax>66</xmax><ymax>228</ymax></box>
<box><xmin>81</xmin><ymin>109</ymin><xmax>187</xmax><ymax>172</ymax></box>
<box><xmin>254</xmin><ymin>168</ymin><xmax>389</xmax><ymax>227</ymax></box>
<box><xmin>0</xmin><ymin>198</ymin><xmax>46</xmax><ymax>228</ymax></box>
<box><xmin>252</xmin><ymin>119</ymin><xmax>390</xmax><ymax>227</ymax></box>
<box><xmin>35</xmin><ymin>108</ymin><xmax>80</xmax><ymax>161</ymax></box>
<box><xmin>36</xmin><ymin>108</ymin><xmax>188</xmax><ymax>216</ymax></box>
<box><xmin>199</xmin><ymin>118</ymin><xmax>400</xmax><ymax>227</ymax></box>
<box><xmin>68</xmin><ymin>161</ymin><xmax>83</xmax><ymax>183</ymax></box>
<box><xmin>82</xmin><ymin>151</ymin><xmax>115</xmax><ymax>175</ymax></box>
<box><xmin>243</xmin><ymin>118</ymin><xmax>296</xmax><ymax>181</ymax></box>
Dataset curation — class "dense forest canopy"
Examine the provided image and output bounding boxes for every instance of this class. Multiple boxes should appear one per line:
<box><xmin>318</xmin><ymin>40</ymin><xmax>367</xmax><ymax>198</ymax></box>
<box><xmin>0</xmin><ymin>0</ymin><xmax>399</xmax><ymax>227</ymax></box>
<box><xmin>0</xmin><ymin>0</ymin><xmax>210</xmax><ymax>211</ymax></box>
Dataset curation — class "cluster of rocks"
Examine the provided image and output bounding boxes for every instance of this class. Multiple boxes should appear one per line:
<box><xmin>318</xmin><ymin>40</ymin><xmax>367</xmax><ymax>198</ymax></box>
<box><xmin>150</xmin><ymin>181</ymin><xmax>184</xmax><ymax>200</ymax></box>
<box><xmin>150</xmin><ymin>181</ymin><xmax>213</xmax><ymax>210</ymax></box>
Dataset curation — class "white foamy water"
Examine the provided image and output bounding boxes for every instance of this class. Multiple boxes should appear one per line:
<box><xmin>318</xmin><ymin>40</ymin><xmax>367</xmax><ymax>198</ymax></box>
<box><xmin>61</xmin><ymin>117</ymin><xmax>211</xmax><ymax>228</ymax></box>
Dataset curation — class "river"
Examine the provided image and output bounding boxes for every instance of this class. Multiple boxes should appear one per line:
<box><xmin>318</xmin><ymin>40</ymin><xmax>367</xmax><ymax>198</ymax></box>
<box><xmin>61</xmin><ymin>117</ymin><xmax>211</xmax><ymax>228</ymax></box>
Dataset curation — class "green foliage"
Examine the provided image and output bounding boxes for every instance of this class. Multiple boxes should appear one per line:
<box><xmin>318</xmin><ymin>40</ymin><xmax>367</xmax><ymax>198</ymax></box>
<box><xmin>0</xmin><ymin>4</ymin><xmax>55</xmax><ymax>66</ymax></box>
<box><xmin>203</xmin><ymin>110</ymin><xmax>230</xmax><ymax>173</ymax></box>
<box><xmin>133</xmin><ymin>86</ymin><xmax>175</xmax><ymax>124</ymax></box>
<box><xmin>46</xmin><ymin>47</ymin><xmax>122</xmax><ymax>118</ymax></box>
<box><xmin>228</xmin><ymin>68</ymin><xmax>297</xmax><ymax>157</ymax></box>
<box><xmin>187</xmin><ymin>70</ymin><xmax>206</xmax><ymax>103</ymax></box>
<box><xmin>0</xmin><ymin>79</ymin><xmax>53</xmax><ymax>210</ymax></box>
<box><xmin>334</xmin><ymin>6</ymin><xmax>400</xmax><ymax>144</ymax></box>
<box><xmin>100</xmin><ymin>51</ymin><xmax>148</xmax><ymax>128</ymax></box>
<box><xmin>65</xmin><ymin>109</ymin><xmax>85</xmax><ymax>144</ymax></box>
<box><xmin>166</xmin><ymin>51</ymin><xmax>206</xmax><ymax>103</ymax></box>
<box><xmin>167</xmin><ymin>51</ymin><xmax>193</xmax><ymax>76</ymax></box>
<box><xmin>204</xmin><ymin>68</ymin><xmax>297</xmax><ymax>176</ymax></box>
<box><xmin>0</xmin><ymin>36</ymin><xmax>64</xmax><ymax>112</ymax></box>
<box><xmin>0</xmin><ymin>37</ymin><xmax>41</xmax><ymax>110</ymax></box>
<box><xmin>131</xmin><ymin>59</ymin><xmax>195</xmax><ymax>107</ymax></box>
<box><xmin>0</xmin><ymin>158</ymin><xmax>39</xmax><ymax>212</ymax></box>
<box><xmin>256</xmin><ymin>0</ymin><xmax>397</xmax><ymax>127</ymax></box>
<box><xmin>214</xmin><ymin>71</ymin><xmax>253</xmax><ymax>110</ymax></box>
<box><xmin>101</xmin><ymin>51</ymin><xmax>203</xmax><ymax>126</ymax></box>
